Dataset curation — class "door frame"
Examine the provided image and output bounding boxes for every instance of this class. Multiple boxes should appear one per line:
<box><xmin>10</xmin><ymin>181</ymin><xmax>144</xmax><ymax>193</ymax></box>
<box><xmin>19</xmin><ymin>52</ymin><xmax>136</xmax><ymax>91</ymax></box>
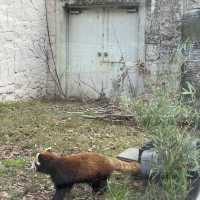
<box><xmin>55</xmin><ymin>1</ymin><xmax>146</xmax><ymax>97</ymax></box>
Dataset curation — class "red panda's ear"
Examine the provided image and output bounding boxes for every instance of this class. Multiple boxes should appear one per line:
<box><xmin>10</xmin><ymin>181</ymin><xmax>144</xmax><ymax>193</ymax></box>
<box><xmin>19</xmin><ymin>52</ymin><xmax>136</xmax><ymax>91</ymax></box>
<box><xmin>45</xmin><ymin>147</ymin><xmax>52</xmax><ymax>152</ymax></box>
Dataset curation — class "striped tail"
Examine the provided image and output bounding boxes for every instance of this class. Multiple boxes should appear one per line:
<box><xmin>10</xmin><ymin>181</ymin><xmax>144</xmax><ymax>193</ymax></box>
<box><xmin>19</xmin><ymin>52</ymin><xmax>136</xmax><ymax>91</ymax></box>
<box><xmin>109</xmin><ymin>158</ymin><xmax>141</xmax><ymax>175</ymax></box>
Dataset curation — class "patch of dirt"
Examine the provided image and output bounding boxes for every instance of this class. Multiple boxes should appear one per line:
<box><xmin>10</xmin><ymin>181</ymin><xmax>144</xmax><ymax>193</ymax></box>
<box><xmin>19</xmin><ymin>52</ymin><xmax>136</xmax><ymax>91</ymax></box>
<box><xmin>0</xmin><ymin>145</ymin><xmax>32</xmax><ymax>160</ymax></box>
<box><xmin>0</xmin><ymin>101</ymin><xmax>145</xmax><ymax>199</ymax></box>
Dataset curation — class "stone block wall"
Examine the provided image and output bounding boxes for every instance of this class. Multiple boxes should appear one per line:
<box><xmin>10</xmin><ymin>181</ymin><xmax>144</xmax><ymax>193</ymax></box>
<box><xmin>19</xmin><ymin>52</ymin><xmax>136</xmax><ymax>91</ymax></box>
<box><xmin>145</xmin><ymin>0</ymin><xmax>183</xmax><ymax>75</ymax></box>
<box><xmin>0</xmin><ymin>0</ymin><xmax>56</xmax><ymax>101</ymax></box>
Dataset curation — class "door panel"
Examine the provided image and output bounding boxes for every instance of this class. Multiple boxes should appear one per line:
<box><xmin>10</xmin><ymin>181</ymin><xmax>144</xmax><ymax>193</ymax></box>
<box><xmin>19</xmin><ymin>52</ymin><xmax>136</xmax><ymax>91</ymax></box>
<box><xmin>68</xmin><ymin>8</ymin><xmax>104</xmax><ymax>98</ymax></box>
<box><xmin>107</xmin><ymin>9</ymin><xmax>138</xmax><ymax>62</ymax></box>
<box><xmin>102</xmin><ymin>8</ymin><xmax>139</xmax><ymax>97</ymax></box>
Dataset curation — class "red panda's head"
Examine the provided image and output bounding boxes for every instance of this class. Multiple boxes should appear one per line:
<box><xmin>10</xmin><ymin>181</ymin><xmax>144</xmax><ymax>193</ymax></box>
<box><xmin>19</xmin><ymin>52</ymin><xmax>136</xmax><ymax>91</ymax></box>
<box><xmin>31</xmin><ymin>148</ymin><xmax>58</xmax><ymax>174</ymax></box>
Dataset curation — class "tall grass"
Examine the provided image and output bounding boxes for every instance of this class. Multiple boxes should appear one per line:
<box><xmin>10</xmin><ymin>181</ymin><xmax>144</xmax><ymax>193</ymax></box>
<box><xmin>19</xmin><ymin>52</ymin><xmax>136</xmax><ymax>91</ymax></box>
<box><xmin>132</xmin><ymin>89</ymin><xmax>199</xmax><ymax>130</ymax></box>
<box><xmin>131</xmin><ymin>82</ymin><xmax>200</xmax><ymax>199</ymax></box>
<box><xmin>128</xmin><ymin>86</ymin><xmax>200</xmax><ymax>200</ymax></box>
<box><xmin>107</xmin><ymin>181</ymin><xmax>130</xmax><ymax>200</ymax></box>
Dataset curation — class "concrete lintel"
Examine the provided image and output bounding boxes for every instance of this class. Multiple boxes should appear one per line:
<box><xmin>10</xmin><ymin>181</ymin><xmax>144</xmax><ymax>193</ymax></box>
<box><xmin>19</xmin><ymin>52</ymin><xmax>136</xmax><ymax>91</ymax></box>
<box><xmin>61</xmin><ymin>0</ymin><xmax>140</xmax><ymax>8</ymax></box>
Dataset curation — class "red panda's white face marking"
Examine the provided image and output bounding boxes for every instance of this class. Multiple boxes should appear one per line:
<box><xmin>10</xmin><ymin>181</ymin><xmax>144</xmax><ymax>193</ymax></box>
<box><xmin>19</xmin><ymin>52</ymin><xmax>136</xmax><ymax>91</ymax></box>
<box><xmin>31</xmin><ymin>147</ymin><xmax>53</xmax><ymax>172</ymax></box>
<box><xmin>31</xmin><ymin>153</ymin><xmax>41</xmax><ymax>172</ymax></box>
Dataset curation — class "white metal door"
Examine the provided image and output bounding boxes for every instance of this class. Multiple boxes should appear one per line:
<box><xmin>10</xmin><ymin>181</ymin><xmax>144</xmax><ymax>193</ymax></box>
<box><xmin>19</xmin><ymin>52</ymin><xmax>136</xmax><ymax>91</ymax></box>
<box><xmin>67</xmin><ymin>8</ymin><xmax>139</xmax><ymax>99</ymax></box>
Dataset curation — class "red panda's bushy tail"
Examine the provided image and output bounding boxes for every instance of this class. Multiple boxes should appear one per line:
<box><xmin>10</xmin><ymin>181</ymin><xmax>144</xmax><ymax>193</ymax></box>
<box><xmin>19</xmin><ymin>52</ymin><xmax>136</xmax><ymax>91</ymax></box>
<box><xmin>108</xmin><ymin>158</ymin><xmax>141</xmax><ymax>174</ymax></box>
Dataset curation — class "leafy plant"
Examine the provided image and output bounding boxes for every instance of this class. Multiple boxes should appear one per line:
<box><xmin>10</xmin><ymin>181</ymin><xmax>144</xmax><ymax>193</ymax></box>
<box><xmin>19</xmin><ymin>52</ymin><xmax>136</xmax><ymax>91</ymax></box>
<box><xmin>107</xmin><ymin>180</ymin><xmax>130</xmax><ymax>200</ymax></box>
<box><xmin>2</xmin><ymin>158</ymin><xmax>26</xmax><ymax>169</ymax></box>
<box><xmin>182</xmin><ymin>81</ymin><xmax>197</xmax><ymax>103</ymax></box>
<box><xmin>129</xmin><ymin>86</ymin><xmax>200</xmax><ymax>199</ymax></box>
<box><xmin>150</xmin><ymin>126</ymin><xmax>200</xmax><ymax>200</ymax></box>
<box><xmin>132</xmin><ymin>91</ymin><xmax>199</xmax><ymax>130</ymax></box>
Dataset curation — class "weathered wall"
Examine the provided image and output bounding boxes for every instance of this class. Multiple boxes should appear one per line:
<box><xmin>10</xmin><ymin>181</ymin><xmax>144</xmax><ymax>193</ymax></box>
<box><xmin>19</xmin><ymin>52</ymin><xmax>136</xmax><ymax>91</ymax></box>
<box><xmin>181</xmin><ymin>2</ymin><xmax>200</xmax><ymax>98</ymax></box>
<box><xmin>145</xmin><ymin>0</ymin><xmax>183</xmax><ymax>75</ymax></box>
<box><xmin>0</xmin><ymin>0</ymin><xmax>199</xmax><ymax>100</ymax></box>
<box><xmin>0</xmin><ymin>0</ymin><xmax>56</xmax><ymax>101</ymax></box>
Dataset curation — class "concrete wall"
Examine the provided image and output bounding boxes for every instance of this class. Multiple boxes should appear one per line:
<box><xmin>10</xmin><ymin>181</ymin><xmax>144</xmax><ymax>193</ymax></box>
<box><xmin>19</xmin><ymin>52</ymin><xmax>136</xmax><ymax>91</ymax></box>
<box><xmin>0</xmin><ymin>0</ymin><xmax>56</xmax><ymax>101</ymax></box>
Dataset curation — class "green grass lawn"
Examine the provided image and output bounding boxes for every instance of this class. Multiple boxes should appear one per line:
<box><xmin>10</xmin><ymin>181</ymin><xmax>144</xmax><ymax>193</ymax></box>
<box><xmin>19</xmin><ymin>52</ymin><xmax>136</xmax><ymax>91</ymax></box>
<box><xmin>0</xmin><ymin>101</ymin><xmax>145</xmax><ymax>200</ymax></box>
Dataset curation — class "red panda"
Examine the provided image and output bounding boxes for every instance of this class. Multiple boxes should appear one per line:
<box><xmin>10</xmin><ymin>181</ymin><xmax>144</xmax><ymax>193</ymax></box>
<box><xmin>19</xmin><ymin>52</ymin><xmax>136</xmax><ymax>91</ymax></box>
<box><xmin>31</xmin><ymin>149</ymin><xmax>141</xmax><ymax>200</ymax></box>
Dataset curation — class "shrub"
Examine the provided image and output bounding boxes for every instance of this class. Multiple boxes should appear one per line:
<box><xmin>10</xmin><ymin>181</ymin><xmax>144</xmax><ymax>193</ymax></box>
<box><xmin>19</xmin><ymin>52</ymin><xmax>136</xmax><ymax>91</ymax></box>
<box><xmin>130</xmin><ymin>88</ymin><xmax>200</xmax><ymax>200</ymax></box>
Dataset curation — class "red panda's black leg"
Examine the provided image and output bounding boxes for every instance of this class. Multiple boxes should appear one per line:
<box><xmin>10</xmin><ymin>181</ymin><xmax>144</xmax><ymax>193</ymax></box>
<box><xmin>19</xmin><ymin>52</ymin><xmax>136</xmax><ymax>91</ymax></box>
<box><xmin>53</xmin><ymin>185</ymin><xmax>72</xmax><ymax>200</ymax></box>
<box><xmin>53</xmin><ymin>188</ymin><xmax>66</xmax><ymax>200</ymax></box>
<box><xmin>91</xmin><ymin>179</ymin><xmax>108</xmax><ymax>194</ymax></box>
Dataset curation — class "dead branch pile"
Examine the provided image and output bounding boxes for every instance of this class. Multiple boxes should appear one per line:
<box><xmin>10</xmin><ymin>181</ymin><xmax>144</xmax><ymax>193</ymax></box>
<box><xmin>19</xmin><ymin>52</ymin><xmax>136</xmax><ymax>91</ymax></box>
<box><xmin>83</xmin><ymin>104</ymin><xmax>136</xmax><ymax>125</ymax></box>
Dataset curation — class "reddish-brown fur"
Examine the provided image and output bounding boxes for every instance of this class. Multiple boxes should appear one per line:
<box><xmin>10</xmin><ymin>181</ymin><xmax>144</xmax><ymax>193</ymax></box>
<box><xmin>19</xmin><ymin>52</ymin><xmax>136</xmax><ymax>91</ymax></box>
<box><xmin>32</xmin><ymin>150</ymin><xmax>140</xmax><ymax>200</ymax></box>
